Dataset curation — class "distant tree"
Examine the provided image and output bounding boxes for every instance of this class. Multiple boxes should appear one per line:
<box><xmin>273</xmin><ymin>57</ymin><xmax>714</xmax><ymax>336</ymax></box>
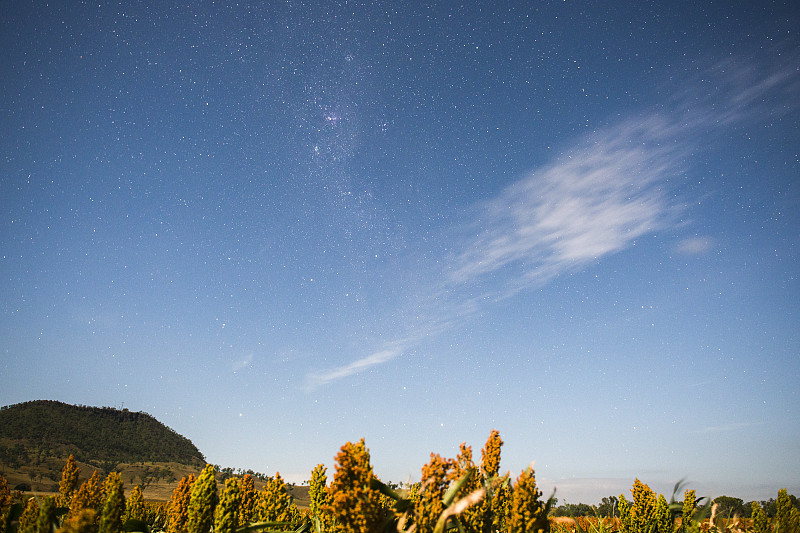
<box><xmin>598</xmin><ymin>496</ymin><xmax>618</xmax><ymax>518</ymax></box>
<box><xmin>551</xmin><ymin>503</ymin><xmax>594</xmax><ymax>517</ymax></box>
<box><xmin>713</xmin><ymin>496</ymin><xmax>747</xmax><ymax>518</ymax></box>
<box><xmin>216</xmin><ymin>467</ymin><xmax>235</xmax><ymax>483</ymax></box>
<box><xmin>96</xmin><ymin>461</ymin><xmax>118</xmax><ymax>475</ymax></box>
<box><xmin>764</xmin><ymin>498</ymin><xmax>780</xmax><ymax>518</ymax></box>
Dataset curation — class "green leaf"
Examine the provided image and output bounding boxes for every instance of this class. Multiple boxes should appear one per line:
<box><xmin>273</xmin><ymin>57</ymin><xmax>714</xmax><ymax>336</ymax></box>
<box><xmin>370</xmin><ymin>478</ymin><xmax>400</xmax><ymax>501</ymax></box>
<box><xmin>234</xmin><ymin>521</ymin><xmax>297</xmax><ymax>533</ymax></box>
<box><xmin>122</xmin><ymin>518</ymin><xmax>150</xmax><ymax>533</ymax></box>
<box><xmin>4</xmin><ymin>503</ymin><xmax>21</xmax><ymax>533</ymax></box>
<box><xmin>442</xmin><ymin>469</ymin><xmax>473</xmax><ymax>508</ymax></box>
<box><xmin>370</xmin><ymin>478</ymin><xmax>414</xmax><ymax>513</ymax></box>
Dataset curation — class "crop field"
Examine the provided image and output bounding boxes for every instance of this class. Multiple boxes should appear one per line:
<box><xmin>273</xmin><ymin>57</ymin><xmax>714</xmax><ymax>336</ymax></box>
<box><xmin>1</xmin><ymin>431</ymin><xmax>797</xmax><ymax>533</ymax></box>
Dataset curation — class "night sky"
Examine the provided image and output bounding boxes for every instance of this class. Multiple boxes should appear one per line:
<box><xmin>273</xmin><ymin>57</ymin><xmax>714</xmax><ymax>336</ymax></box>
<box><xmin>2</xmin><ymin>1</ymin><xmax>799</xmax><ymax>503</ymax></box>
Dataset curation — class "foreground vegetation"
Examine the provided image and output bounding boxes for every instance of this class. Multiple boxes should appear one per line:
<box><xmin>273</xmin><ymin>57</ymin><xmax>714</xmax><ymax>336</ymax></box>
<box><xmin>1</xmin><ymin>430</ymin><xmax>798</xmax><ymax>533</ymax></box>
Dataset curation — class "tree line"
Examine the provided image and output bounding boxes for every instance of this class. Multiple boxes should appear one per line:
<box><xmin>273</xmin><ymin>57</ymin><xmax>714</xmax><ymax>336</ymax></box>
<box><xmin>549</xmin><ymin>493</ymin><xmax>799</xmax><ymax>519</ymax></box>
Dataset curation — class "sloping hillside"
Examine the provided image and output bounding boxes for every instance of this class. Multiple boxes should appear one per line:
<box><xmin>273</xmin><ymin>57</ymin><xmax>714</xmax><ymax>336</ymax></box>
<box><xmin>0</xmin><ymin>400</ymin><xmax>205</xmax><ymax>471</ymax></box>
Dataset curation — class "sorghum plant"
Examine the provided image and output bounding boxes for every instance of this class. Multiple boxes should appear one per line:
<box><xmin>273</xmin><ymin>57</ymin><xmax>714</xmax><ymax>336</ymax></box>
<box><xmin>237</xmin><ymin>475</ymin><xmax>256</xmax><ymax>527</ymax></box>
<box><xmin>309</xmin><ymin>464</ymin><xmax>334</xmax><ymax>532</ymax></box>
<box><xmin>751</xmin><ymin>502</ymin><xmax>768</xmax><ymax>533</ymax></box>
<box><xmin>481</xmin><ymin>430</ymin><xmax>503</xmax><ymax>481</ymax></box>
<box><xmin>59</xmin><ymin>509</ymin><xmax>97</xmax><ymax>533</ymax></box>
<box><xmin>59</xmin><ymin>455</ymin><xmax>81</xmax><ymax>508</ymax></box>
<box><xmin>776</xmin><ymin>489</ymin><xmax>800</xmax><ymax>533</ymax></box>
<box><xmin>213</xmin><ymin>478</ymin><xmax>240</xmax><ymax>533</ymax></box>
<box><xmin>18</xmin><ymin>497</ymin><xmax>40</xmax><ymax>533</ymax></box>
<box><xmin>68</xmin><ymin>471</ymin><xmax>104</xmax><ymax>521</ymax></box>
<box><xmin>619</xmin><ymin>479</ymin><xmax>658</xmax><ymax>533</ymax></box>
<box><xmin>680</xmin><ymin>489</ymin><xmax>697</xmax><ymax>533</ymax></box>
<box><xmin>309</xmin><ymin>464</ymin><xmax>328</xmax><ymax>517</ymax></box>
<box><xmin>507</xmin><ymin>466</ymin><xmax>548</xmax><ymax>533</ymax></box>
<box><xmin>0</xmin><ymin>475</ymin><xmax>13</xmax><ymax>533</ymax></box>
<box><xmin>481</xmin><ymin>430</ymin><xmax>509</xmax><ymax>533</ymax></box>
<box><xmin>325</xmin><ymin>439</ymin><xmax>385</xmax><ymax>533</ymax></box>
<box><xmin>98</xmin><ymin>472</ymin><xmax>125</xmax><ymax>533</ymax></box>
<box><xmin>411</xmin><ymin>453</ymin><xmax>457</xmax><ymax>533</ymax></box>
<box><xmin>36</xmin><ymin>496</ymin><xmax>58</xmax><ymax>533</ymax></box>
<box><xmin>166</xmin><ymin>475</ymin><xmax>195</xmax><ymax>533</ymax></box>
<box><xmin>453</xmin><ymin>443</ymin><xmax>483</xmax><ymax>533</ymax></box>
<box><xmin>125</xmin><ymin>485</ymin><xmax>145</xmax><ymax>523</ymax></box>
<box><xmin>654</xmin><ymin>494</ymin><xmax>672</xmax><ymax>533</ymax></box>
<box><xmin>186</xmin><ymin>465</ymin><xmax>217</xmax><ymax>533</ymax></box>
<box><xmin>254</xmin><ymin>473</ymin><xmax>298</xmax><ymax>524</ymax></box>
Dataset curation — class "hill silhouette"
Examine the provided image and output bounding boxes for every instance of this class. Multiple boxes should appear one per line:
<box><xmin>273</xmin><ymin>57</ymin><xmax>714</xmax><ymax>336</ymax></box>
<box><xmin>0</xmin><ymin>400</ymin><xmax>205</xmax><ymax>470</ymax></box>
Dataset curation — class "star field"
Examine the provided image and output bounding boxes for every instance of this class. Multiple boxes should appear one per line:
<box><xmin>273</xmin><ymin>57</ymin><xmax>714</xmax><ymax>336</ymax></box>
<box><xmin>1</xmin><ymin>1</ymin><xmax>799</xmax><ymax>503</ymax></box>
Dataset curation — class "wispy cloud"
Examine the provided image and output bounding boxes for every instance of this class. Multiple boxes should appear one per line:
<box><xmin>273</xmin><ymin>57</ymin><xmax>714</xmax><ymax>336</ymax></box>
<box><xmin>305</xmin><ymin>347</ymin><xmax>402</xmax><ymax>389</ymax></box>
<box><xmin>447</xmin><ymin>116</ymin><xmax>681</xmax><ymax>299</ymax></box>
<box><xmin>693</xmin><ymin>421</ymin><xmax>764</xmax><ymax>434</ymax></box>
<box><xmin>232</xmin><ymin>353</ymin><xmax>254</xmax><ymax>372</ymax></box>
<box><xmin>675</xmin><ymin>237</ymin><xmax>712</xmax><ymax>255</ymax></box>
<box><xmin>667</xmin><ymin>44</ymin><xmax>800</xmax><ymax>129</ymax></box>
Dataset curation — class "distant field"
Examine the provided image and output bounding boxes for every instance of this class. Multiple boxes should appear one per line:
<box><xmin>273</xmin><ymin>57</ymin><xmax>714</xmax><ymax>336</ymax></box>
<box><xmin>0</xmin><ymin>458</ymin><xmax>310</xmax><ymax>506</ymax></box>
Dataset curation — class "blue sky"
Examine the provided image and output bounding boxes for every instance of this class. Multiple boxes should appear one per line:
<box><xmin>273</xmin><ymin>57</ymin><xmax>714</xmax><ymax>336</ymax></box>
<box><xmin>1</xmin><ymin>1</ymin><xmax>798</xmax><ymax>504</ymax></box>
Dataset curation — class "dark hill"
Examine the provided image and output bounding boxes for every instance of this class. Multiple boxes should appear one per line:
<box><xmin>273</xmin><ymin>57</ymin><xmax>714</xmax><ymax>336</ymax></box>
<box><xmin>0</xmin><ymin>400</ymin><xmax>205</xmax><ymax>469</ymax></box>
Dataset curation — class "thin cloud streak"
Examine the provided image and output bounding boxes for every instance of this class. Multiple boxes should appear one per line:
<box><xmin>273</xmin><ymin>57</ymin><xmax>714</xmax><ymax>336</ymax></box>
<box><xmin>693</xmin><ymin>421</ymin><xmax>763</xmax><ymax>434</ymax></box>
<box><xmin>305</xmin><ymin>348</ymin><xmax>402</xmax><ymax>389</ymax></box>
